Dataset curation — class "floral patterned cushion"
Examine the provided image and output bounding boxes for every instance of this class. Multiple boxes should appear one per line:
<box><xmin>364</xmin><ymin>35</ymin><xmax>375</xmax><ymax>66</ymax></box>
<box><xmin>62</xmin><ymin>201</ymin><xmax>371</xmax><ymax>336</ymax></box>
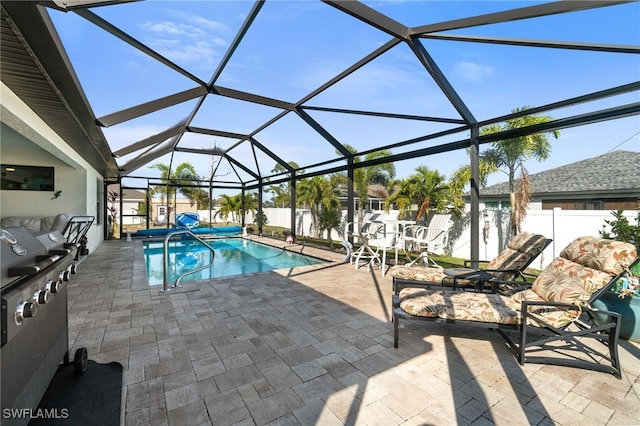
<box><xmin>389</xmin><ymin>265</ymin><xmax>447</xmax><ymax>282</ymax></box>
<box><xmin>486</xmin><ymin>232</ymin><xmax>548</xmax><ymax>280</ymax></box>
<box><xmin>529</xmin><ymin>237</ymin><xmax>637</xmax><ymax>305</ymax></box>
<box><xmin>559</xmin><ymin>236</ymin><xmax>636</xmax><ymax>275</ymax></box>
<box><xmin>398</xmin><ymin>288</ymin><xmax>578</xmax><ymax>327</ymax></box>
<box><xmin>529</xmin><ymin>257</ymin><xmax>612</xmax><ymax>305</ymax></box>
<box><xmin>397</xmin><ymin>287</ymin><xmax>445</xmax><ymax>317</ymax></box>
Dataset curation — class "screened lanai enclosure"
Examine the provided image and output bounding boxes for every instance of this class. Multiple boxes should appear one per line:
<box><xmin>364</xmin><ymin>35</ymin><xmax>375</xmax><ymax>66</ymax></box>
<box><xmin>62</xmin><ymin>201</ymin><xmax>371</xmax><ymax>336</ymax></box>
<box><xmin>1</xmin><ymin>0</ymin><xmax>639</xmax><ymax>260</ymax></box>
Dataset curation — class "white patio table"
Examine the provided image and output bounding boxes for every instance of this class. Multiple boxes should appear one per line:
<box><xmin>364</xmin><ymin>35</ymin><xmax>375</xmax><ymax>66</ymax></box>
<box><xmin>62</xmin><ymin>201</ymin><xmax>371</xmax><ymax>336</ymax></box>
<box><xmin>368</xmin><ymin>219</ymin><xmax>415</xmax><ymax>276</ymax></box>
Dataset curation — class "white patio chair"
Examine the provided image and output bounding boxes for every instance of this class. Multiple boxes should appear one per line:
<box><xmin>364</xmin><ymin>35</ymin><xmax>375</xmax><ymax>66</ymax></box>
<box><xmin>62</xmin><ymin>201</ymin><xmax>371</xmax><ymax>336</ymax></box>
<box><xmin>343</xmin><ymin>221</ymin><xmax>381</xmax><ymax>272</ymax></box>
<box><xmin>343</xmin><ymin>219</ymin><xmax>401</xmax><ymax>273</ymax></box>
<box><xmin>403</xmin><ymin>213</ymin><xmax>452</xmax><ymax>267</ymax></box>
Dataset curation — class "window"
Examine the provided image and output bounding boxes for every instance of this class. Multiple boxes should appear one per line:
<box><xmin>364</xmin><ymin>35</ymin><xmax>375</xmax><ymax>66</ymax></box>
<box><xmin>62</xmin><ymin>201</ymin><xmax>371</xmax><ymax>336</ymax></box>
<box><xmin>575</xmin><ymin>200</ymin><xmax>603</xmax><ymax>210</ymax></box>
<box><xmin>1</xmin><ymin>164</ymin><xmax>54</xmax><ymax>191</ymax></box>
<box><xmin>484</xmin><ymin>201</ymin><xmax>510</xmax><ymax>209</ymax></box>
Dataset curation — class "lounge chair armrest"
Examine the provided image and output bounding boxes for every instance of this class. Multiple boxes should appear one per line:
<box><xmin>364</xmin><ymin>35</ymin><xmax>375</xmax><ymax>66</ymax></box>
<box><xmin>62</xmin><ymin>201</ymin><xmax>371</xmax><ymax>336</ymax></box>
<box><xmin>519</xmin><ymin>300</ymin><xmax>584</xmax><ymax>327</ymax></box>
<box><xmin>483</xmin><ymin>267</ymin><xmax>520</xmax><ymax>275</ymax></box>
<box><xmin>521</xmin><ymin>300</ymin><xmax>580</xmax><ymax>309</ymax></box>
<box><xmin>485</xmin><ymin>268</ymin><xmax>538</xmax><ymax>282</ymax></box>
<box><xmin>586</xmin><ymin>305</ymin><xmax>621</xmax><ymax>318</ymax></box>
<box><xmin>463</xmin><ymin>259</ymin><xmax>491</xmax><ymax>267</ymax></box>
<box><xmin>489</xmin><ymin>278</ymin><xmax>533</xmax><ymax>295</ymax></box>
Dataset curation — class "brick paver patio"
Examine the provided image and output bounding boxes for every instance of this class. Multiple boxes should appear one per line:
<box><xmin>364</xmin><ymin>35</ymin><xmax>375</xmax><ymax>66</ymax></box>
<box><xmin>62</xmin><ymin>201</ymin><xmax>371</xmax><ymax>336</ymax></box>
<box><xmin>66</xmin><ymin>237</ymin><xmax>640</xmax><ymax>425</ymax></box>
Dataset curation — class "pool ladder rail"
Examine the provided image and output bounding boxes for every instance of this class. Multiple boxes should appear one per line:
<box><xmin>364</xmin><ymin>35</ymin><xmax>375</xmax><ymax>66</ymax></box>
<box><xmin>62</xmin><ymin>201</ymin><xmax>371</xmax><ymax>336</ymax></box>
<box><xmin>162</xmin><ymin>230</ymin><xmax>215</xmax><ymax>291</ymax></box>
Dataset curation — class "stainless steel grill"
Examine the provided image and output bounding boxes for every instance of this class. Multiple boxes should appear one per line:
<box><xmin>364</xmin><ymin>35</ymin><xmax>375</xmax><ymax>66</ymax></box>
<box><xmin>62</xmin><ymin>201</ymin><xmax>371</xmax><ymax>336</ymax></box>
<box><xmin>1</xmin><ymin>226</ymin><xmax>85</xmax><ymax>426</ymax></box>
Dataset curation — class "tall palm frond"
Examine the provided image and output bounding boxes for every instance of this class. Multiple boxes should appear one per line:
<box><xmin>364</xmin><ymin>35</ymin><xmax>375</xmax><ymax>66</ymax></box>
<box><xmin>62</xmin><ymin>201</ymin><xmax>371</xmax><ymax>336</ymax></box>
<box><xmin>513</xmin><ymin>165</ymin><xmax>532</xmax><ymax>235</ymax></box>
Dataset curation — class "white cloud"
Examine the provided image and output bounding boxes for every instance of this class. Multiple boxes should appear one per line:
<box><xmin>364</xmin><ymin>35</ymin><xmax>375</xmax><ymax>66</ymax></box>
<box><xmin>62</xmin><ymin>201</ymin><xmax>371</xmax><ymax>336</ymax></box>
<box><xmin>139</xmin><ymin>14</ymin><xmax>230</xmax><ymax>68</ymax></box>
<box><xmin>190</xmin><ymin>15</ymin><xmax>228</xmax><ymax>33</ymax></box>
<box><xmin>142</xmin><ymin>21</ymin><xmax>195</xmax><ymax>37</ymax></box>
<box><xmin>453</xmin><ymin>61</ymin><xmax>494</xmax><ymax>82</ymax></box>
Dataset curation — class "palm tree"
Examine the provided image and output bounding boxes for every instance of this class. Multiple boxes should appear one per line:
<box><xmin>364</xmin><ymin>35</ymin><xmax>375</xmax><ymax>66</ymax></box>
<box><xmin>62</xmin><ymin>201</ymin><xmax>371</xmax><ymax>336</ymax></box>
<box><xmin>266</xmin><ymin>161</ymin><xmax>300</xmax><ymax>208</ymax></box>
<box><xmin>450</xmin><ymin>107</ymin><xmax>559</xmax><ymax>237</ymax></box>
<box><xmin>217</xmin><ymin>194</ymin><xmax>243</xmax><ymax>224</ymax></box>
<box><xmin>296</xmin><ymin>175</ymin><xmax>338</xmax><ymax>238</ymax></box>
<box><xmin>148</xmin><ymin>162</ymin><xmax>201</xmax><ymax>218</ymax></box>
<box><xmin>243</xmin><ymin>191</ymin><xmax>259</xmax><ymax>218</ymax></box>
<box><xmin>189</xmin><ymin>189</ymin><xmax>210</xmax><ymax>210</ymax></box>
<box><xmin>481</xmin><ymin>106</ymin><xmax>559</xmax><ymax>236</ymax></box>
<box><xmin>337</xmin><ymin>145</ymin><xmax>395</xmax><ymax>228</ymax></box>
<box><xmin>385</xmin><ymin>166</ymin><xmax>457</xmax><ymax>222</ymax></box>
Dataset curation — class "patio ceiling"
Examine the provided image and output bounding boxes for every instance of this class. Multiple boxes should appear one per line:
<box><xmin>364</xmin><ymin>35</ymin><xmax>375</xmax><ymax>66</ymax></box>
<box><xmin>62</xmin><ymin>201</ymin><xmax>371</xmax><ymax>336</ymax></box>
<box><xmin>1</xmin><ymin>0</ymin><xmax>639</xmax><ymax>187</ymax></box>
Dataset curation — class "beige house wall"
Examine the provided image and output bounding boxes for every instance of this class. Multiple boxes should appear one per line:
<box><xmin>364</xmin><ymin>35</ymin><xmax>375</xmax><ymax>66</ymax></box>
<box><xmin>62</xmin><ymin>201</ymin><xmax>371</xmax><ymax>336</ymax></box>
<box><xmin>149</xmin><ymin>197</ymin><xmax>196</xmax><ymax>225</ymax></box>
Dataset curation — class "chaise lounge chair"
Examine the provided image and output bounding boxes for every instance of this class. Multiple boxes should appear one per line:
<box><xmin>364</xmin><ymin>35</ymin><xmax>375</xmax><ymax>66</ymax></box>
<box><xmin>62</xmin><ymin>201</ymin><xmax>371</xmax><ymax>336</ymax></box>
<box><xmin>393</xmin><ymin>236</ymin><xmax>637</xmax><ymax>378</ymax></box>
<box><xmin>391</xmin><ymin>231</ymin><xmax>551</xmax><ymax>294</ymax></box>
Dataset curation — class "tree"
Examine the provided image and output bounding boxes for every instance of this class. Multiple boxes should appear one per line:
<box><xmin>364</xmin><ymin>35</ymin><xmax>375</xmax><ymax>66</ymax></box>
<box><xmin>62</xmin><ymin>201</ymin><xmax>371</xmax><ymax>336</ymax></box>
<box><xmin>106</xmin><ymin>189</ymin><xmax>119</xmax><ymax>238</ymax></box>
<box><xmin>385</xmin><ymin>166</ymin><xmax>459</xmax><ymax>221</ymax></box>
<box><xmin>599</xmin><ymin>210</ymin><xmax>640</xmax><ymax>251</ymax></box>
<box><xmin>266</xmin><ymin>161</ymin><xmax>300</xmax><ymax>208</ymax></box>
<box><xmin>243</xmin><ymin>191</ymin><xmax>259</xmax><ymax>218</ymax></box>
<box><xmin>336</xmin><ymin>145</ymin><xmax>395</xmax><ymax>228</ymax></box>
<box><xmin>187</xmin><ymin>188</ymin><xmax>210</xmax><ymax>210</ymax></box>
<box><xmin>217</xmin><ymin>194</ymin><xmax>242</xmax><ymax>224</ymax></box>
<box><xmin>296</xmin><ymin>175</ymin><xmax>338</xmax><ymax>238</ymax></box>
<box><xmin>317</xmin><ymin>205</ymin><xmax>341</xmax><ymax>245</ymax></box>
<box><xmin>148</xmin><ymin>162</ymin><xmax>201</xmax><ymax>219</ymax></box>
<box><xmin>253</xmin><ymin>211</ymin><xmax>269</xmax><ymax>228</ymax></box>
<box><xmin>479</xmin><ymin>106</ymin><xmax>559</xmax><ymax>236</ymax></box>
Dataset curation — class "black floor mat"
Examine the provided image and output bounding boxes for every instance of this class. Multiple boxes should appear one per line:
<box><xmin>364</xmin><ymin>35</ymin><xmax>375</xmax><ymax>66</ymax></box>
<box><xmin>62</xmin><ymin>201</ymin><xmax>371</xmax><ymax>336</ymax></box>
<box><xmin>29</xmin><ymin>360</ymin><xmax>123</xmax><ymax>426</ymax></box>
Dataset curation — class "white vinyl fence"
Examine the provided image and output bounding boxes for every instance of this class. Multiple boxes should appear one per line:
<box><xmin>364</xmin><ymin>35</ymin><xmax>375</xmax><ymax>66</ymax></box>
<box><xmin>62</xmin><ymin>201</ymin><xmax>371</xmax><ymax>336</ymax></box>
<box><xmin>199</xmin><ymin>207</ymin><xmax>636</xmax><ymax>270</ymax></box>
<box><xmin>449</xmin><ymin>208</ymin><xmax>637</xmax><ymax>270</ymax></box>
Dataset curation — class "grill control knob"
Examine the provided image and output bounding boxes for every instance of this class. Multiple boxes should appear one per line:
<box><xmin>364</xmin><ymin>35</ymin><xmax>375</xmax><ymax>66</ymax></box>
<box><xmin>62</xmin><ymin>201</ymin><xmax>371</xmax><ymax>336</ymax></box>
<box><xmin>45</xmin><ymin>280</ymin><xmax>60</xmax><ymax>294</ymax></box>
<box><xmin>59</xmin><ymin>270</ymin><xmax>71</xmax><ymax>282</ymax></box>
<box><xmin>68</xmin><ymin>264</ymin><xmax>77</xmax><ymax>275</ymax></box>
<box><xmin>16</xmin><ymin>301</ymin><xmax>37</xmax><ymax>324</ymax></box>
<box><xmin>33</xmin><ymin>289</ymin><xmax>49</xmax><ymax>305</ymax></box>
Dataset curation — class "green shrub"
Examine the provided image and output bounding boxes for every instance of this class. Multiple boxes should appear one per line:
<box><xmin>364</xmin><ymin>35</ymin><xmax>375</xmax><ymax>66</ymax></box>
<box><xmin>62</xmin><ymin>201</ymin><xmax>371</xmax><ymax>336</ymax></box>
<box><xmin>599</xmin><ymin>210</ymin><xmax>640</xmax><ymax>251</ymax></box>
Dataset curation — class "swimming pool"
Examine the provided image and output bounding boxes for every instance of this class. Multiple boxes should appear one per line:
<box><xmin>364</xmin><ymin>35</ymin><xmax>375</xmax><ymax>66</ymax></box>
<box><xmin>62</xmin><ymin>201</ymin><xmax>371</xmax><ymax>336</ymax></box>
<box><xmin>143</xmin><ymin>238</ymin><xmax>327</xmax><ymax>285</ymax></box>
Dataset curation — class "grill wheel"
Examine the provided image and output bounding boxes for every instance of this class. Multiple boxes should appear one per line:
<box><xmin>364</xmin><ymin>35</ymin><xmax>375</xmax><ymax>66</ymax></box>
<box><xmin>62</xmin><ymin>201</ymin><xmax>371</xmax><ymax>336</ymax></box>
<box><xmin>73</xmin><ymin>347</ymin><xmax>88</xmax><ymax>376</ymax></box>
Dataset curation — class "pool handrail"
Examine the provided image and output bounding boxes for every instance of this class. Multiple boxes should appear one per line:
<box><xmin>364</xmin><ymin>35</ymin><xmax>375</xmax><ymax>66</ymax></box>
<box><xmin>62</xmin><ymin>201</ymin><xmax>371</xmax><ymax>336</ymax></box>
<box><xmin>162</xmin><ymin>230</ymin><xmax>215</xmax><ymax>291</ymax></box>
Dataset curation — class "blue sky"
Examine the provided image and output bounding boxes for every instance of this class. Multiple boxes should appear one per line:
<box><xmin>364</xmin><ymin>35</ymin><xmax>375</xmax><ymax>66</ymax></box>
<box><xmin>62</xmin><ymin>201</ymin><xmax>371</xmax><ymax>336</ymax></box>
<box><xmin>48</xmin><ymin>1</ymin><xmax>640</xmax><ymax>191</ymax></box>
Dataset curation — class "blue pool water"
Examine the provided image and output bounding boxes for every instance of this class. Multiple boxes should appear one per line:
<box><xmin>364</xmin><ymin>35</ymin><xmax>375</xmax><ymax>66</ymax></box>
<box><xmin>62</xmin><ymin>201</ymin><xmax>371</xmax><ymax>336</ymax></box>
<box><xmin>143</xmin><ymin>238</ymin><xmax>326</xmax><ymax>285</ymax></box>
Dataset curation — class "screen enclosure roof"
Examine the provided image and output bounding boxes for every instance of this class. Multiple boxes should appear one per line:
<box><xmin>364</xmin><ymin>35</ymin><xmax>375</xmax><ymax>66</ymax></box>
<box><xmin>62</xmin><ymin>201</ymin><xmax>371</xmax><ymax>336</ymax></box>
<box><xmin>1</xmin><ymin>0</ymin><xmax>638</xmax><ymax>188</ymax></box>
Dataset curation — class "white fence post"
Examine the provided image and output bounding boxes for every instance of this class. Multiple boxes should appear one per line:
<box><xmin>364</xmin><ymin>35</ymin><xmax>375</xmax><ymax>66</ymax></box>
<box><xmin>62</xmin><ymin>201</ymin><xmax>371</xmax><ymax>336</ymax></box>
<box><xmin>552</xmin><ymin>207</ymin><xmax>561</xmax><ymax>259</ymax></box>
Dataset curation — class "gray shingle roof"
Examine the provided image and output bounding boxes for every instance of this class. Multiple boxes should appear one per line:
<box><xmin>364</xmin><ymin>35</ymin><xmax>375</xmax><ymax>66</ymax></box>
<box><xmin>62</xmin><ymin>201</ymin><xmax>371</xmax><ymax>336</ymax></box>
<box><xmin>479</xmin><ymin>150</ymin><xmax>640</xmax><ymax>197</ymax></box>
<box><xmin>107</xmin><ymin>184</ymin><xmax>146</xmax><ymax>200</ymax></box>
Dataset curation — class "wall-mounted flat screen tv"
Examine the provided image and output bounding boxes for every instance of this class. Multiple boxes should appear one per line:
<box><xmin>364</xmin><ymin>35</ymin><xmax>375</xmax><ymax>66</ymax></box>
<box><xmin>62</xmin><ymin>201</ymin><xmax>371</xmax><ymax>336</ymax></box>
<box><xmin>1</xmin><ymin>165</ymin><xmax>55</xmax><ymax>191</ymax></box>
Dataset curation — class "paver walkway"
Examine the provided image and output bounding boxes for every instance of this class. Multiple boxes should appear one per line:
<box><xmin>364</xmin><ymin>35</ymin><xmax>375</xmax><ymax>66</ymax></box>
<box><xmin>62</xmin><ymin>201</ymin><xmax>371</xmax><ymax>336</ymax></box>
<box><xmin>66</xmin><ymin>237</ymin><xmax>640</xmax><ymax>425</ymax></box>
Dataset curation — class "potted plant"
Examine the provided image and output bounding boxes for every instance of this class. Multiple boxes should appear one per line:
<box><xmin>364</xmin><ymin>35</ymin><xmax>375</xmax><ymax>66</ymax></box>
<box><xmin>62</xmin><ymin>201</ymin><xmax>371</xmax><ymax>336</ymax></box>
<box><xmin>592</xmin><ymin>261</ymin><xmax>640</xmax><ymax>342</ymax></box>
<box><xmin>594</xmin><ymin>210</ymin><xmax>640</xmax><ymax>342</ymax></box>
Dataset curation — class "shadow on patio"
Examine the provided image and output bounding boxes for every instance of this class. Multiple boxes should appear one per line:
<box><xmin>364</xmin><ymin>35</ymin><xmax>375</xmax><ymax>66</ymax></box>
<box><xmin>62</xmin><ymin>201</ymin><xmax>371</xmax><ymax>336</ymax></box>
<box><xmin>65</xmin><ymin>238</ymin><xmax>640</xmax><ymax>425</ymax></box>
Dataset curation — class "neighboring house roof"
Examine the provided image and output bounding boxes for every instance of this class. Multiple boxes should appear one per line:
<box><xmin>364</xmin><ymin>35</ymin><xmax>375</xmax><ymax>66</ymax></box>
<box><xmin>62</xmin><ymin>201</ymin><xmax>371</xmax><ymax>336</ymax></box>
<box><xmin>477</xmin><ymin>150</ymin><xmax>640</xmax><ymax>198</ymax></box>
<box><xmin>107</xmin><ymin>184</ymin><xmax>146</xmax><ymax>201</ymax></box>
<box><xmin>121</xmin><ymin>189</ymin><xmax>146</xmax><ymax>201</ymax></box>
